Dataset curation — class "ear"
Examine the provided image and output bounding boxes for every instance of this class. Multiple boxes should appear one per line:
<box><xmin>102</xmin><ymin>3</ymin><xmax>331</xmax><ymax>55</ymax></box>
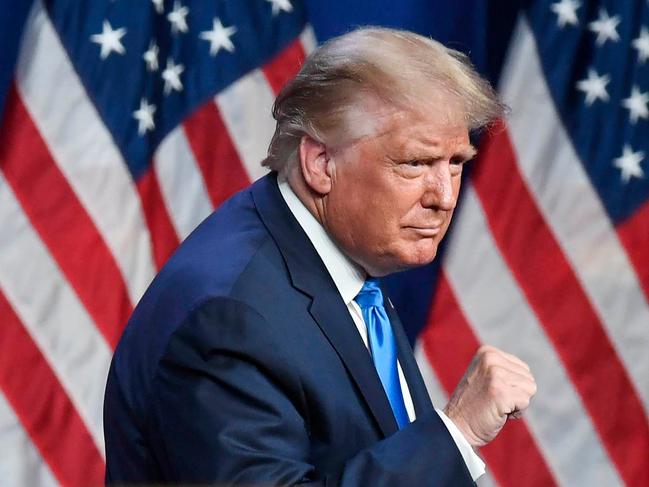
<box><xmin>298</xmin><ymin>134</ymin><xmax>332</xmax><ymax>195</ymax></box>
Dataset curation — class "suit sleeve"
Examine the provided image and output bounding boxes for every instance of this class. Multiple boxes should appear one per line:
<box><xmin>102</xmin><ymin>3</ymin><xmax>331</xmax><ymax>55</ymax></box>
<box><xmin>149</xmin><ymin>297</ymin><xmax>475</xmax><ymax>486</ymax></box>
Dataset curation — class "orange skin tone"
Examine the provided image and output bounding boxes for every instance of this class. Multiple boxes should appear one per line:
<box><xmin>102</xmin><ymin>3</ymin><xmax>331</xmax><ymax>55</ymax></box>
<box><xmin>290</xmin><ymin>104</ymin><xmax>476</xmax><ymax>277</ymax></box>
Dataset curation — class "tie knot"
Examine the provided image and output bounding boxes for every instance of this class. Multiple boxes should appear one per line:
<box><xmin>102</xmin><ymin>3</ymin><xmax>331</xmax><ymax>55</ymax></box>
<box><xmin>355</xmin><ymin>278</ymin><xmax>384</xmax><ymax>308</ymax></box>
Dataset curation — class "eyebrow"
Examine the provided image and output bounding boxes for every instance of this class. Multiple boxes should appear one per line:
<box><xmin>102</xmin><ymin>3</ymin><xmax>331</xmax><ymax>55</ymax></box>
<box><xmin>400</xmin><ymin>144</ymin><xmax>478</xmax><ymax>162</ymax></box>
<box><xmin>461</xmin><ymin>145</ymin><xmax>478</xmax><ymax>160</ymax></box>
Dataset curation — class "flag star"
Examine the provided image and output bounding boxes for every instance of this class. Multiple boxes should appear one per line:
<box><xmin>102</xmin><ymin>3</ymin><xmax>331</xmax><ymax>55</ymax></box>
<box><xmin>167</xmin><ymin>1</ymin><xmax>189</xmax><ymax>34</ymax></box>
<box><xmin>90</xmin><ymin>20</ymin><xmax>126</xmax><ymax>59</ymax></box>
<box><xmin>633</xmin><ymin>27</ymin><xmax>649</xmax><ymax>63</ymax></box>
<box><xmin>143</xmin><ymin>40</ymin><xmax>159</xmax><ymax>71</ymax></box>
<box><xmin>614</xmin><ymin>145</ymin><xmax>645</xmax><ymax>183</ymax></box>
<box><xmin>151</xmin><ymin>0</ymin><xmax>164</xmax><ymax>14</ymax></box>
<box><xmin>162</xmin><ymin>58</ymin><xmax>184</xmax><ymax>94</ymax></box>
<box><xmin>199</xmin><ymin>18</ymin><xmax>237</xmax><ymax>56</ymax></box>
<box><xmin>577</xmin><ymin>69</ymin><xmax>610</xmax><ymax>105</ymax></box>
<box><xmin>622</xmin><ymin>86</ymin><xmax>649</xmax><ymax>124</ymax></box>
<box><xmin>551</xmin><ymin>0</ymin><xmax>580</xmax><ymax>28</ymax></box>
<box><xmin>588</xmin><ymin>8</ymin><xmax>620</xmax><ymax>45</ymax></box>
<box><xmin>133</xmin><ymin>98</ymin><xmax>156</xmax><ymax>135</ymax></box>
<box><xmin>266</xmin><ymin>0</ymin><xmax>293</xmax><ymax>16</ymax></box>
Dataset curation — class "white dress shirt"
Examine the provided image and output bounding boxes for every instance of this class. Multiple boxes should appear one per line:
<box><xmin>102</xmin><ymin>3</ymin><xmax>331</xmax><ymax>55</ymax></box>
<box><xmin>277</xmin><ymin>177</ymin><xmax>485</xmax><ymax>481</ymax></box>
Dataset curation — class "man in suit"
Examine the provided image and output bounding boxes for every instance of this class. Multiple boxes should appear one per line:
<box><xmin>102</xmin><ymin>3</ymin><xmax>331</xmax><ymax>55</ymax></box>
<box><xmin>104</xmin><ymin>27</ymin><xmax>537</xmax><ymax>485</ymax></box>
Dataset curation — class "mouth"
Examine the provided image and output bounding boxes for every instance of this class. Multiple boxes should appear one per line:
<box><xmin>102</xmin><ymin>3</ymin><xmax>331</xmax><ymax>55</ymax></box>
<box><xmin>405</xmin><ymin>226</ymin><xmax>443</xmax><ymax>237</ymax></box>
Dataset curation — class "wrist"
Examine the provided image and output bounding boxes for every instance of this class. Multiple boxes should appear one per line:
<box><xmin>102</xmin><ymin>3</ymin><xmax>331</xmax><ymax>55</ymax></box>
<box><xmin>443</xmin><ymin>404</ymin><xmax>484</xmax><ymax>448</ymax></box>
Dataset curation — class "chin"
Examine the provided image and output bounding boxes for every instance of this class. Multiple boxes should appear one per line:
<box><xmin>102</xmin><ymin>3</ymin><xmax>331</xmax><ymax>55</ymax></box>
<box><xmin>408</xmin><ymin>240</ymin><xmax>439</xmax><ymax>265</ymax></box>
<box><xmin>375</xmin><ymin>245</ymin><xmax>439</xmax><ymax>276</ymax></box>
<box><xmin>404</xmin><ymin>252</ymin><xmax>438</xmax><ymax>269</ymax></box>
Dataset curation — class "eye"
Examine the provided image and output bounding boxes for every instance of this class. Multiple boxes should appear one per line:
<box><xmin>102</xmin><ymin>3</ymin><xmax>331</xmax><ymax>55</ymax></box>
<box><xmin>450</xmin><ymin>157</ymin><xmax>467</xmax><ymax>166</ymax></box>
<box><xmin>396</xmin><ymin>159</ymin><xmax>427</xmax><ymax>178</ymax></box>
<box><xmin>406</xmin><ymin>159</ymin><xmax>425</xmax><ymax>167</ymax></box>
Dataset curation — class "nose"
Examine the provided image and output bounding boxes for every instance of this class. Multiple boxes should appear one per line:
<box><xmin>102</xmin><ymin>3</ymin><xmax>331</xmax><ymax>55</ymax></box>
<box><xmin>421</xmin><ymin>162</ymin><xmax>456</xmax><ymax>211</ymax></box>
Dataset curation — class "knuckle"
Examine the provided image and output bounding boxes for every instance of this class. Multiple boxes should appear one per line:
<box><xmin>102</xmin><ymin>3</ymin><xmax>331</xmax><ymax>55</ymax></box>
<box><xmin>486</xmin><ymin>363</ymin><xmax>503</xmax><ymax>380</ymax></box>
<box><xmin>477</xmin><ymin>344</ymin><xmax>496</xmax><ymax>357</ymax></box>
<box><xmin>487</xmin><ymin>365</ymin><xmax>502</xmax><ymax>381</ymax></box>
<box><xmin>477</xmin><ymin>344</ymin><xmax>490</xmax><ymax>353</ymax></box>
<box><xmin>530</xmin><ymin>381</ymin><xmax>538</xmax><ymax>396</ymax></box>
<box><xmin>484</xmin><ymin>351</ymin><xmax>496</xmax><ymax>365</ymax></box>
<box><xmin>479</xmin><ymin>352</ymin><xmax>496</xmax><ymax>369</ymax></box>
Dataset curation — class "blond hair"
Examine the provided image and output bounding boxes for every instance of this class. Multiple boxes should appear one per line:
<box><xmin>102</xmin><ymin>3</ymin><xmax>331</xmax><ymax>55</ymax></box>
<box><xmin>263</xmin><ymin>27</ymin><xmax>504</xmax><ymax>173</ymax></box>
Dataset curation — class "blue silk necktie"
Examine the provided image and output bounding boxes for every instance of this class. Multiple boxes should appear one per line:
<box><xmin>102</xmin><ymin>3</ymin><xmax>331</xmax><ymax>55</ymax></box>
<box><xmin>355</xmin><ymin>278</ymin><xmax>409</xmax><ymax>429</ymax></box>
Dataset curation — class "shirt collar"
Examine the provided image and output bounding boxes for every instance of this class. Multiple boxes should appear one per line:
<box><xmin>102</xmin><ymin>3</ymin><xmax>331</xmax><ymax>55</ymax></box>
<box><xmin>277</xmin><ymin>176</ymin><xmax>365</xmax><ymax>304</ymax></box>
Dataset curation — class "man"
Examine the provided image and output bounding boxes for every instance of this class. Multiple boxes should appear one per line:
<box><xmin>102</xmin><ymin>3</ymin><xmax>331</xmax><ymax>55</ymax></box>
<box><xmin>104</xmin><ymin>27</ymin><xmax>537</xmax><ymax>485</ymax></box>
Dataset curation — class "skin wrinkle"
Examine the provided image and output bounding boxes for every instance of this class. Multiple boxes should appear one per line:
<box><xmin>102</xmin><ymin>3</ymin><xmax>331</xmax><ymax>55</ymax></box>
<box><xmin>290</xmin><ymin>96</ymin><xmax>475</xmax><ymax>277</ymax></box>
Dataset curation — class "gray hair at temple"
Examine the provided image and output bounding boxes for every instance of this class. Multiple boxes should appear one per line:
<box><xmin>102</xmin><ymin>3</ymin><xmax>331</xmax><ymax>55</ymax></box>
<box><xmin>262</xmin><ymin>26</ymin><xmax>505</xmax><ymax>173</ymax></box>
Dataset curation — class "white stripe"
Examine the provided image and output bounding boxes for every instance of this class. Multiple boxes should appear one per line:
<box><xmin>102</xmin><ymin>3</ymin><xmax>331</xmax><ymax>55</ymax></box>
<box><xmin>216</xmin><ymin>69</ymin><xmax>275</xmax><ymax>182</ymax></box>
<box><xmin>155</xmin><ymin>126</ymin><xmax>214</xmax><ymax>240</ymax></box>
<box><xmin>414</xmin><ymin>342</ymin><xmax>450</xmax><ymax>409</ymax></box>
<box><xmin>443</xmin><ymin>186</ymin><xmax>623</xmax><ymax>487</ymax></box>
<box><xmin>0</xmin><ymin>392</ymin><xmax>59</xmax><ymax>487</ymax></box>
<box><xmin>15</xmin><ymin>1</ymin><xmax>155</xmax><ymax>304</ymax></box>
<box><xmin>414</xmin><ymin>344</ymin><xmax>499</xmax><ymax>487</ymax></box>
<box><xmin>501</xmin><ymin>18</ymin><xmax>649</xmax><ymax>410</ymax></box>
<box><xmin>299</xmin><ymin>25</ymin><xmax>318</xmax><ymax>54</ymax></box>
<box><xmin>0</xmin><ymin>173</ymin><xmax>111</xmax><ymax>457</ymax></box>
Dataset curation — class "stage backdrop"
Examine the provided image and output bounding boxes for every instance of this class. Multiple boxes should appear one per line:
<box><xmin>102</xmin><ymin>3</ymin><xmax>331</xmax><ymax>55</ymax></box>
<box><xmin>0</xmin><ymin>1</ymin><xmax>647</xmax><ymax>486</ymax></box>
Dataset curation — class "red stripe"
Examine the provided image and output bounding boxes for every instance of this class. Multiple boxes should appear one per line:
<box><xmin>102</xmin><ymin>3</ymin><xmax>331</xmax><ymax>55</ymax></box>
<box><xmin>136</xmin><ymin>165</ymin><xmax>180</xmax><ymax>270</ymax></box>
<box><xmin>182</xmin><ymin>37</ymin><xmax>307</xmax><ymax>206</ymax></box>
<box><xmin>182</xmin><ymin>102</ymin><xmax>250</xmax><ymax>208</ymax></box>
<box><xmin>421</xmin><ymin>273</ymin><xmax>558</xmax><ymax>487</ymax></box>
<box><xmin>0</xmin><ymin>85</ymin><xmax>131</xmax><ymax>349</ymax></box>
<box><xmin>472</xmin><ymin>123</ymin><xmax>649</xmax><ymax>487</ymax></box>
<box><xmin>0</xmin><ymin>291</ymin><xmax>104</xmax><ymax>487</ymax></box>
<box><xmin>616</xmin><ymin>199</ymin><xmax>649</xmax><ymax>301</ymax></box>
<box><xmin>262</xmin><ymin>38</ymin><xmax>306</xmax><ymax>94</ymax></box>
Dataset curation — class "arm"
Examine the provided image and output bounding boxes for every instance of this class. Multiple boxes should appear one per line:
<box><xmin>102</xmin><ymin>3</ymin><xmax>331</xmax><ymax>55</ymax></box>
<box><xmin>148</xmin><ymin>297</ymin><xmax>474</xmax><ymax>486</ymax></box>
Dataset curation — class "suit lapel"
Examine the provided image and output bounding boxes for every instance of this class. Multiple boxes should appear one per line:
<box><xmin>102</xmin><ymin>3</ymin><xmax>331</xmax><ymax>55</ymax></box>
<box><xmin>309</xmin><ymin>293</ymin><xmax>399</xmax><ymax>436</ymax></box>
<box><xmin>384</xmin><ymin>295</ymin><xmax>435</xmax><ymax>417</ymax></box>
<box><xmin>251</xmin><ymin>174</ymin><xmax>398</xmax><ymax>437</ymax></box>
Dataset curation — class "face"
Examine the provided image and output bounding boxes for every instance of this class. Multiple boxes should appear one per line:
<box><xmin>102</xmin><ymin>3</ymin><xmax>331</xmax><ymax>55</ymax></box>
<box><xmin>321</xmin><ymin>105</ymin><xmax>475</xmax><ymax>276</ymax></box>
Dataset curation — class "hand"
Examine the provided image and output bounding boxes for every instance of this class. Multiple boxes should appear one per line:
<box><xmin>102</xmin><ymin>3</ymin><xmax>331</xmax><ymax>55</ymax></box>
<box><xmin>443</xmin><ymin>345</ymin><xmax>537</xmax><ymax>447</ymax></box>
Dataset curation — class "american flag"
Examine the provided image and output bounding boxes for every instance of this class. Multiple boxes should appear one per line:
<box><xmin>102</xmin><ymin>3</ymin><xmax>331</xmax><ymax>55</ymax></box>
<box><xmin>0</xmin><ymin>1</ymin><xmax>647</xmax><ymax>486</ymax></box>
<box><xmin>416</xmin><ymin>2</ymin><xmax>649</xmax><ymax>486</ymax></box>
<box><xmin>0</xmin><ymin>0</ymin><xmax>314</xmax><ymax>484</ymax></box>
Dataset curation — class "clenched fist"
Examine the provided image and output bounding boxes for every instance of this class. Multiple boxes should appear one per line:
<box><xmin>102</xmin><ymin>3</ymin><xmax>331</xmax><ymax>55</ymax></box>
<box><xmin>443</xmin><ymin>345</ymin><xmax>537</xmax><ymax>447</ymax></box>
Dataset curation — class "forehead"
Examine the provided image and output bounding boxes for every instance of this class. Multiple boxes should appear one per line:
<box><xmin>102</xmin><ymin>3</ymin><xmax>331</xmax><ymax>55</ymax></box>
<box><xmin>345</xmin><ymin>86</ymin><xmax>464</xmax><ymax>130</ymax></box>
<box><xmin>357</xmin><ymin>104</ymin><xmax>474</xmax><ymax>158</ymax></box>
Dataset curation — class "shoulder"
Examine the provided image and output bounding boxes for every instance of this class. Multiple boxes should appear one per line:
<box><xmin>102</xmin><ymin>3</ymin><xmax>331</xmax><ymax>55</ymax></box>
<box><xmin>109</xmin><ymin>182</ymin><xmax>299</xmax><ymax>405</ymax></box>
<box><xmin>126</xmin><ymin>187</ymin><xmax>273</xmax><ymax>336</ymax></box>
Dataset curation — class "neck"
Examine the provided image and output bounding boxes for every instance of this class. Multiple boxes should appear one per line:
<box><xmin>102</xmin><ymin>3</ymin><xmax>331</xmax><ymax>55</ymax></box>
<box><xmin>285</xmin><ymin>167</ymin><xmax>329</xmax><ymax>231</ymax></box>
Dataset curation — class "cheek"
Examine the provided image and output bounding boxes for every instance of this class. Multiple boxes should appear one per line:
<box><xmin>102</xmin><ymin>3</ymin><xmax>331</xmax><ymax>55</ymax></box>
<box><xmin>344</xmin><ymin>182</ymin><xmax>405</xmax><ymax>233</ymax></box>
<box><xmin>402</xmin><ymin>207</ymin><xmax>456</xmax><ymax>260</ymax></box>
<box><xmin>366</xmin><ymin>196</ymin><xmax>409</xmax><ymax>240</ymax></box>
<box><xmin>440</xmin><ymin>208</ymin><xmax>455</xmax><ymax>236</ymax></box>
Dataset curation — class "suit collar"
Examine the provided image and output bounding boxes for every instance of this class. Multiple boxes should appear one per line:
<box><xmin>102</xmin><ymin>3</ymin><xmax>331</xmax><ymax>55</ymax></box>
<box><xmin>251</xmin><ymin>173</ymin><xmax>399</xmax><ymax>437</ymax></box>
<box><xmin>276</xmin><ymin>175</ymin><xmax>365</xmax><ymax>305</ymax></box>
<box><xmin>275</xmin><ymin>177</ymin><xmax>434</xmax><ymax>417</ymax></box>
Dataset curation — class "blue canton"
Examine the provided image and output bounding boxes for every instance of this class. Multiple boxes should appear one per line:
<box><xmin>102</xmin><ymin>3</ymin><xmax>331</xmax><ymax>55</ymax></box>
<box><xmin>527</xmin><ymin>0</ymin><xmax>649</xmax><ymax>223</ymax></box>
<box><xmin>43</xmin><ymin>0</ymin><xmax>307</xmax><ymax>180</ymax></box>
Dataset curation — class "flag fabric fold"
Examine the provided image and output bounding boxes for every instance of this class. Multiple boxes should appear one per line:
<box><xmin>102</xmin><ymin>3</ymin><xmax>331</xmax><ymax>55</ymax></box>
<box><xmin>0</xmin><ymin>1</ymin><xmax>646</xmax><ymax>486</ymax></box>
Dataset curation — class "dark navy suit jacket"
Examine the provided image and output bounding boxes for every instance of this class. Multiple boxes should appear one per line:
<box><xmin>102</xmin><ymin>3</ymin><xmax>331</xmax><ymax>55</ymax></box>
<box><xmin>104</xmin><ymin>172</ymin><xmax>475</xmax><ymax>486</ymax></box>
